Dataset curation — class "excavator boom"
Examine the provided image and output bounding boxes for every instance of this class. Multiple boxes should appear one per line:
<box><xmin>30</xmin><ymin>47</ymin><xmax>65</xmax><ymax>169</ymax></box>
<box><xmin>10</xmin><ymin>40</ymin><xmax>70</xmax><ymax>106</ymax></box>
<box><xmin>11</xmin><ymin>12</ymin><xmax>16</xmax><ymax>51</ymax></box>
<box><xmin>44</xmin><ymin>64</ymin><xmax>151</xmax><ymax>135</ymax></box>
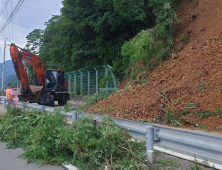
<box><xmin>10</xmin><ymin>43</ymin><xmax>45</xmax><ymax>89</ymax></box>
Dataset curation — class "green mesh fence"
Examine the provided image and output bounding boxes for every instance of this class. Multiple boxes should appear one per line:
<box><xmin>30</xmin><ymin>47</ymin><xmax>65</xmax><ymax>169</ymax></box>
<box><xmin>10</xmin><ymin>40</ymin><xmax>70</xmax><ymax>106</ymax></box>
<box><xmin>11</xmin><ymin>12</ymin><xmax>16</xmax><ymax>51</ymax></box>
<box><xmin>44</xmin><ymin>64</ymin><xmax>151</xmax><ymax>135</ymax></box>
<box><xmin>65</xmin><ymin>65</ymin><xmax>119</xmax><ymax>95</ymax></box>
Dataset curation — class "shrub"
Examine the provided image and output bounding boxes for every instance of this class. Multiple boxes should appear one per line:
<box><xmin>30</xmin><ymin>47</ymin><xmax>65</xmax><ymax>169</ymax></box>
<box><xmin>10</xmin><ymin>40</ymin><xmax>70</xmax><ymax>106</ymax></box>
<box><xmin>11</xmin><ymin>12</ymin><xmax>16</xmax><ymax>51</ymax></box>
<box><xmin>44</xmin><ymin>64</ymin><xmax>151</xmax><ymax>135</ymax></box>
<box><xmin>70</xmin><ymin>115</ymin><xmax>148</xmax><ymax>169</ymax></box>
<box><xmin>82</xmin><ymin>89</ymin><xmax>109</xmax><ymax>108</ymax></box>
<box><xmin>181</xmin><ymin>34</ymin><xmax>189</xmax><ymax>42</ymax></box>
<box><xmin>99</xmin><ymin>76</ymin><xmax>113</xmax><ymax>88</ymax></box>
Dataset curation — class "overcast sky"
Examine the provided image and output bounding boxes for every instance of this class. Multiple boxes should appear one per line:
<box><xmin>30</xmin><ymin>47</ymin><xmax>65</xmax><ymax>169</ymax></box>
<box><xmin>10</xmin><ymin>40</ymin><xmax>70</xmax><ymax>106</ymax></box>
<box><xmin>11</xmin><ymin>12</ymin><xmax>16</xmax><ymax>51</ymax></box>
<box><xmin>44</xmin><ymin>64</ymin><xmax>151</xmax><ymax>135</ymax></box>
<box><xmin>0</xmin><ymin>0</ymin><xmax>63</xmax><ymax>62</ymax></box>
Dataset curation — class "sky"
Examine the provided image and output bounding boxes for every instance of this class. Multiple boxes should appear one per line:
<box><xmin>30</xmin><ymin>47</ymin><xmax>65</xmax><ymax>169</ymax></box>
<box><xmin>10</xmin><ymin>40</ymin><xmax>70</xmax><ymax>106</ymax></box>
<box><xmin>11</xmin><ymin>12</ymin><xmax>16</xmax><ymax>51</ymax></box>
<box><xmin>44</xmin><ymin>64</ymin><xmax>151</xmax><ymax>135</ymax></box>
<box><xmin>0</xmin><ymin>0</ymin><xmax>63</xmax><ymax>62</ymax></box>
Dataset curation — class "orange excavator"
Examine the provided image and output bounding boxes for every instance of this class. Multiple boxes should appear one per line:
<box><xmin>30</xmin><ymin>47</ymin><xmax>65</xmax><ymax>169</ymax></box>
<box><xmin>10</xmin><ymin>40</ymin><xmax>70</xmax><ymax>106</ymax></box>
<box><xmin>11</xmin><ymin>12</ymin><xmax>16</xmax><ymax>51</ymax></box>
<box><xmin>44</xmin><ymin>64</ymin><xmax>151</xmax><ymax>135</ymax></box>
<box><xmin>10</xmin><ymin>43</ymin><xmax>69</xmax><ymax>106</ymax></box>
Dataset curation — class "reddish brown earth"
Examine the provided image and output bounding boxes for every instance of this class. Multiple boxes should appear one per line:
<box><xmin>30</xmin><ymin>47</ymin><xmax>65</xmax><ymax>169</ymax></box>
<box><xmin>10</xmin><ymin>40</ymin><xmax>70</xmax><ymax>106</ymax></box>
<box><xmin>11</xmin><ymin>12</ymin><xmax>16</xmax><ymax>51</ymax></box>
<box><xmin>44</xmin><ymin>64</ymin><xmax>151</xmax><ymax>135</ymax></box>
<box><xmin>86</xmin><ymin>0</ymin><xmax>222</xmax><ymax>132</ymax></box>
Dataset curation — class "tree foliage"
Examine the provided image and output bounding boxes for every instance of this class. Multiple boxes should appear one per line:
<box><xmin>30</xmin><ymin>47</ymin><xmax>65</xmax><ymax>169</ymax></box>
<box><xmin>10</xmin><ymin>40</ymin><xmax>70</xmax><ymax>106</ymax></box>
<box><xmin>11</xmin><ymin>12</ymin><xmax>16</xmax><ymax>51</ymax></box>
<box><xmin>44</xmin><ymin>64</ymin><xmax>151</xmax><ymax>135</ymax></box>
<box><xmin>38</xmin><ymin>0</ymin><xmax>156</xmax><ymax>76</ymax></box>
<box><xmin>25</xmin><ymin>29</ymin><xmax>43</xmax><ymax>55</ymax></box>
<box><xmin>24</xmin><ymin>0</ymin><xmax>181</xmax><ymax>80</ymax></box>
<box><xmin>24</xmin><ymin>29</ymin><xmax>44</xmax><ymax>78</ymax></box>
<box><xmin>121</xmin><ymin>0</ymin><xmax>180</xmax><ymax>76</ymax></box>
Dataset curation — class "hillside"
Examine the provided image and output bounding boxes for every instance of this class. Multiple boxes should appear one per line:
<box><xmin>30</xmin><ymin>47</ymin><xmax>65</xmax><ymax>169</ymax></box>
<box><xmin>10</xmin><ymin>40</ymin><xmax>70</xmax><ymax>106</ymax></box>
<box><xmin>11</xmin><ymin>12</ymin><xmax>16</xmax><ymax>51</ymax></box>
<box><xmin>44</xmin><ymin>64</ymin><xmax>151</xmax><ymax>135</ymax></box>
<box><xmin>0</xmin><ymin>60</ymin><xmax>16</xmax><ymax>89</ymax></box>
<box><xmin>0</xmin><ymin>60</ymin><xmax>15</xmax><ymax>78</ymax></box>
<box><xmin>86</xmin><ymin>0</ymin><xmax>222</xmax><ymax>132</ymax></box>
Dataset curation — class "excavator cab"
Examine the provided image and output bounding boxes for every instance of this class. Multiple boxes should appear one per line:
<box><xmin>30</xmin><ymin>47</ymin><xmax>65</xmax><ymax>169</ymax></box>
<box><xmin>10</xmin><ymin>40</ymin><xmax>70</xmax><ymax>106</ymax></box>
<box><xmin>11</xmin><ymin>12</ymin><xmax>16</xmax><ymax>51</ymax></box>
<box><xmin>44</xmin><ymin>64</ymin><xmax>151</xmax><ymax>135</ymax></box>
<box><xmin>44</xmin><ymin>69</ymin><xmax>67</xmax><ymax>91</ymax></box>
<box><xmin>37</xmin><ymin>69</ymin><xmax>69</xmax><ymax>106</ymax></box>
<box><xmin>45</xmin><ymin>70</ymin><xmax>57</xmax><ymax>89</ymax></box>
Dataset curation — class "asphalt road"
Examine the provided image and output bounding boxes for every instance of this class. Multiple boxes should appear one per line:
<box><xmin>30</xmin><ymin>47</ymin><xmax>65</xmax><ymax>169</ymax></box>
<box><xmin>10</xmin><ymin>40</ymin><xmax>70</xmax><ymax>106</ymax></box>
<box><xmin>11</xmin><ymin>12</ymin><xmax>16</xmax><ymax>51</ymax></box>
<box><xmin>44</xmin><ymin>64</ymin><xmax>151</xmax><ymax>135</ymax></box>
<box><xmin>0</xmin><ymin>103</ymin><xmax>66</xmax><ymax>170</ymax></box>
<box><xmin>0</xmin><ymin>143</ymin><xmax>67</xmax><ymax>170</ymax></box>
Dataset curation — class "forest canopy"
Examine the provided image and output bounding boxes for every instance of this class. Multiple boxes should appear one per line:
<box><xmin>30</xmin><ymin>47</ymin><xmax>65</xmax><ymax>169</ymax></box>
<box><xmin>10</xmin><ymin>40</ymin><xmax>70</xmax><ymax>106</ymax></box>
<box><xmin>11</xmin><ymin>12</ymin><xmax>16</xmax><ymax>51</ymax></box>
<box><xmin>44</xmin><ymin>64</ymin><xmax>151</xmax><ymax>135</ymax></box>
<box><xmin>25</xmin><ymin>0</ymin><xmax>182</xmax><ymax>80</ymax></box>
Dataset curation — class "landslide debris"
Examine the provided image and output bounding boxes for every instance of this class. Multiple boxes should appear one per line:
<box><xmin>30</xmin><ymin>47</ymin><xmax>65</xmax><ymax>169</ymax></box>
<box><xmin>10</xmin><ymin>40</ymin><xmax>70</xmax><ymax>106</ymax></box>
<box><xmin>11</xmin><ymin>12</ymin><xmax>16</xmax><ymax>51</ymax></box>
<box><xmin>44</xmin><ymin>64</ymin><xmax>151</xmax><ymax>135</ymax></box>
<box><xmin>86</xmin><ymin>0</ymin><xmax>222</xmax><ymax>132</ymax></box>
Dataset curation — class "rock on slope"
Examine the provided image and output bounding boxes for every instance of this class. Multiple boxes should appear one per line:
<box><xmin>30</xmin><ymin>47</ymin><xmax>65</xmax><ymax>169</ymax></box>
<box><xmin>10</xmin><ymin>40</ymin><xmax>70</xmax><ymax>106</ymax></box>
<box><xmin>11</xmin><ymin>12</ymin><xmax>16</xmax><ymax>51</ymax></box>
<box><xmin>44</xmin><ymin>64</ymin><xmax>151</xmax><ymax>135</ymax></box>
<box><xmin>86</xmin><ymin>0</ymin><xmax>222</xmax><ymax>132</ymax></box>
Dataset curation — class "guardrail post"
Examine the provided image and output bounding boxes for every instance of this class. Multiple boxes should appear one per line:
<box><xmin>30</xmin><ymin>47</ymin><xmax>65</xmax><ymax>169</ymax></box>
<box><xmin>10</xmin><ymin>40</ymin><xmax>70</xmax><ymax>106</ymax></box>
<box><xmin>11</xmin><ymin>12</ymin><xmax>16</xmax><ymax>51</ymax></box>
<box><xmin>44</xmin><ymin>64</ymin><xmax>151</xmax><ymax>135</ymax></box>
<box><xmin>22</xmin><ymin>102</ymin><xmax>26</xmax><ymax>111</ymax></box>
<box><xmin>72</xmin><ymin>111</ymin><xmax>78</xmax><ymax>123</ymax></box>
<box><xmin>41</xmin><ymin>105</ymin><xmax>46</xmax><ymax>112</ymax></box>
<box><xmin>146</xmin><ymin>125</ymin><xmax>154</xmax><ymax>163</ymax></box>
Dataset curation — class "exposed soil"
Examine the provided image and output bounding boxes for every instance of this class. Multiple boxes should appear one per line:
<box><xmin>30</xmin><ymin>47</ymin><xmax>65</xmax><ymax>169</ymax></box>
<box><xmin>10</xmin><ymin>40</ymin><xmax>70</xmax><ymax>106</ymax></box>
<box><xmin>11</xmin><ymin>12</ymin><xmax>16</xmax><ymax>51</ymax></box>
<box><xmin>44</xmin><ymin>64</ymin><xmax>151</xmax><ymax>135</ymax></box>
<box><xmin>86</xmin><ymin>0</ymin><xmax>222</xmax><ymax>132</ymax></box>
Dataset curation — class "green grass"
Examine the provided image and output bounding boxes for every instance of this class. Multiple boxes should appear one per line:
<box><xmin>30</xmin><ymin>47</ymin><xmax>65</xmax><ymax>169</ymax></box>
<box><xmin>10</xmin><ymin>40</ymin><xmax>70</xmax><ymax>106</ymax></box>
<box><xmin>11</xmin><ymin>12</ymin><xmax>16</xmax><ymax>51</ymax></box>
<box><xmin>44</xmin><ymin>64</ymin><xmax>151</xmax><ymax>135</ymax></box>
<box><xmin>189</xmin><ymin>0</ymin><xmax>199</xmax><ymax>4</ymax></box>
<box><xmin>185</xmin><ymin>103</ymin><xmax>196</xmax><ymax>108</ymax></box>
<box><xmin>189</xmin><ymin>163</ymin><xmax>202</xmax><ymax>170</ymax></box>
<box><xmin>181</xmin><ymin>34</ymin><xmax>189</xmax><ymax>42</ymax></box>
<box><xmin>155</xmin><ymin>159</ymin><xmax>174</xmax><ymax>166</ymax></box>
<box><xmin>139</xmin><ymin>118</ymin><xmax>150</xmax><ymax>123</ymax></box>
<box><xmin>197</xmin><ymin>82</ymin><xmax>207</xmax><ymax>90</ymax></box>
<box><xmin>195</xmin><ymin>72</ymin><xmax>203</xmax><ymax>77</ymax></box>
<box><xmin>217</xmin><ymin>87</ymin><xmax>222</xmax><ymax>94</ymax></box>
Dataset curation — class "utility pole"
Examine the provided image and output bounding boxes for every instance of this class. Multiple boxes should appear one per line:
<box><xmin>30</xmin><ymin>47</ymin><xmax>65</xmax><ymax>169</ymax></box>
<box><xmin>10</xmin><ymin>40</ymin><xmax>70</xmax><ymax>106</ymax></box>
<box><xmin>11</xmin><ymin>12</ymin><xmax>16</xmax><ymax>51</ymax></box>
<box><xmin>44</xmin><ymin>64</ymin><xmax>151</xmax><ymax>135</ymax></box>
<box><xmin>2</xmin><ymin>38</ymin><xmax>8</xmax><ymax>93</ymax></box>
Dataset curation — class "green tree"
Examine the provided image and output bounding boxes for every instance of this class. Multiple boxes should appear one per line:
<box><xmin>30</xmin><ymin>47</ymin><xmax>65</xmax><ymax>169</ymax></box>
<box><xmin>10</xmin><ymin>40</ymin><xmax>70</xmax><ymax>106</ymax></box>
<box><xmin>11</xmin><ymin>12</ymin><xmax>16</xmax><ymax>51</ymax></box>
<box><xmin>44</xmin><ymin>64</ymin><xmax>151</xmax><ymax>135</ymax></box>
<box><xmin>40</xmin><ymin>0</ymin><xmax>156</xmax><ymax>77</ymax></box>
<box><xmin>25</xmin><ymin>29</ymin><xmax>44</xmax><ymax>55</ymax></box>
<box><xmin>24</xmin><ymin>29</ymin><xmax>44</xmax><ymax>79</ymax></box>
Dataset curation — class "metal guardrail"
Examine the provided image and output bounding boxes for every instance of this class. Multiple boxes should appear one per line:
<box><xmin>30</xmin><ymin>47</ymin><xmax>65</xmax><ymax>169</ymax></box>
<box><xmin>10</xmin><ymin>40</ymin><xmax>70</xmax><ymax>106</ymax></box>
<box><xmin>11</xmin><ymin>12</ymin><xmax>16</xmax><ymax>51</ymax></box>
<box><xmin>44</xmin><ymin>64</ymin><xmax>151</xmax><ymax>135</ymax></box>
<box><xmin>1</xmin><ymin>98</ymin><xmax>222</xmax><ymax>169</ymax></box>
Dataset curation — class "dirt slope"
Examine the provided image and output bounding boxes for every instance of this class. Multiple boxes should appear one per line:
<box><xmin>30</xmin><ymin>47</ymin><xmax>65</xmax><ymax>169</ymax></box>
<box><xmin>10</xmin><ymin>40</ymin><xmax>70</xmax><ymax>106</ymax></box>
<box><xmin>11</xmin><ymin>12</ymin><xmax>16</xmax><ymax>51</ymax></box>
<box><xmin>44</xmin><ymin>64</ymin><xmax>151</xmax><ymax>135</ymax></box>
<box><xmin>86</xmin><ymin>0</ymin><xmax>222</xmax><ymax>132</ymax></box>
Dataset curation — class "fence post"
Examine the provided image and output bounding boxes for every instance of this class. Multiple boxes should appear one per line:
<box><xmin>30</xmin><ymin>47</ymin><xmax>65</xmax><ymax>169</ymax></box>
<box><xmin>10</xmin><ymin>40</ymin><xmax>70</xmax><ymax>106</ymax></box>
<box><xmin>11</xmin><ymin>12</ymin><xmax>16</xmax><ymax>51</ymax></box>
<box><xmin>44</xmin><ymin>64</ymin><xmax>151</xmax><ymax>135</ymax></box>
<box><xmin>87</xmin><ymin>70</ymin><xmax>90</xmax><ymax>95</ymax></box>
<box><xmin>146</xmin><ymin>125</ymin><xmax>154</xmax><ymax>163</ymax></box>
<box><xmin>78</xmin><ymin>70</ymin><xmax>83</xmax><ymax>95</ymax></box>
<box><xmin>94</xmin><ymin>68</ymin><xmax>98</xmax><ymax>93</ymax></box>
<box><xmin>68</xmin><ymin>74</ymin><xmax>71</xmax><ymax>93</ymax></box>
<box><xmin>107</xmin><ymin>65</ymin><xmax>117</xmax><ymax>90</ymax></box>
<box><xmin>73</xmin><ymin>71</ymin><xmax>76</xmax><ymax>95</ymax></box>
<box><xmin>103</xmin><ymin>65</ymin><xmax>108</xmax><ymax>94</ymax></box>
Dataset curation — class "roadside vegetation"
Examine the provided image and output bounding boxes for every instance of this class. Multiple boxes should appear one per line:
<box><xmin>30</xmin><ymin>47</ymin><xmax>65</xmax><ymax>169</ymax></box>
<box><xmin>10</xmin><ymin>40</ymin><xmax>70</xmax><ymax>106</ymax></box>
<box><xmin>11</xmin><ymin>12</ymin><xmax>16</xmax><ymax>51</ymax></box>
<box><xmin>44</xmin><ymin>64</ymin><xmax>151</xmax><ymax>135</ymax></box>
<box><xmin>0</xmin><ymin>106</ymin><xmax>149</xmax><ymax>169</ymax></box>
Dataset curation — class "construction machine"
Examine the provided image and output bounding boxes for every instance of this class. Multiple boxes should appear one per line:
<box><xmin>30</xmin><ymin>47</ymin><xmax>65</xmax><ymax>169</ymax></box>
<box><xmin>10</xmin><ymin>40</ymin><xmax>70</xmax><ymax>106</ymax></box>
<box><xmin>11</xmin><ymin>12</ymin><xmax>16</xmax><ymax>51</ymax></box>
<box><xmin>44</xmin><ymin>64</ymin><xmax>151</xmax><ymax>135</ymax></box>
<box><xmin>10</xmin><ymin>43</ymin><xmax>69</xmax><ymax>106</ymax></box>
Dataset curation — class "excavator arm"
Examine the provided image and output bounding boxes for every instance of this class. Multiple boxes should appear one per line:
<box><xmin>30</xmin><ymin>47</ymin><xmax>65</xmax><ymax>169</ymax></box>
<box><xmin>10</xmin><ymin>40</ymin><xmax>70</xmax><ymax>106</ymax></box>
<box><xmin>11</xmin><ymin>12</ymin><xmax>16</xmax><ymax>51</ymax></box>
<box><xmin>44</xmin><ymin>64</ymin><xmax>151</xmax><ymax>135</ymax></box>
<box><xmin>10</xmin><ymin>43</ymin><xmax>45</xmax><ymax>90</ymax></box>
